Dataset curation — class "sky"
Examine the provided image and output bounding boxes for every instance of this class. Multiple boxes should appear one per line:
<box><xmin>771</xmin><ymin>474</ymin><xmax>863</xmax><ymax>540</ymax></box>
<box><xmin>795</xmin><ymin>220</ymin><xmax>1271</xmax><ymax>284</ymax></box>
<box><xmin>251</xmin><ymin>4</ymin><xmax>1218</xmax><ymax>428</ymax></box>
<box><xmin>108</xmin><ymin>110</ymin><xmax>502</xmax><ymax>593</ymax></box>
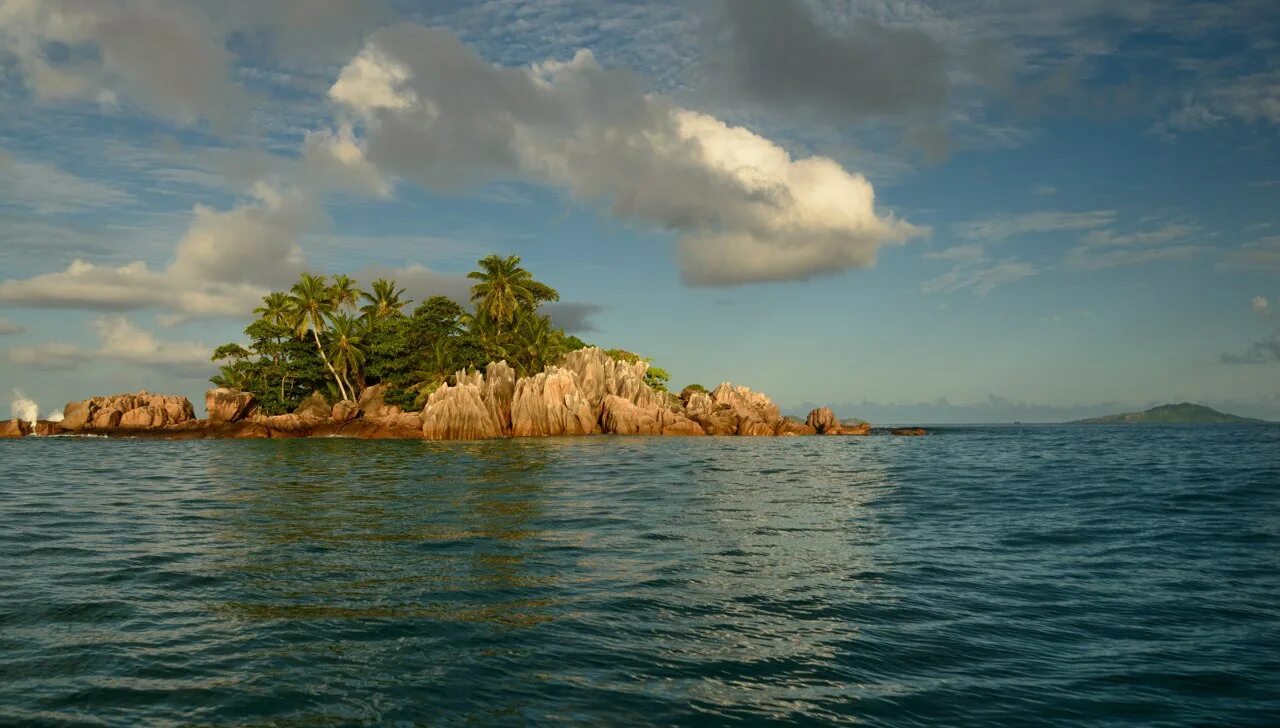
<box><xmin>0</xmin><ymin>0</ymin><xmax>1277</xmax><ymax>423</ymax></box>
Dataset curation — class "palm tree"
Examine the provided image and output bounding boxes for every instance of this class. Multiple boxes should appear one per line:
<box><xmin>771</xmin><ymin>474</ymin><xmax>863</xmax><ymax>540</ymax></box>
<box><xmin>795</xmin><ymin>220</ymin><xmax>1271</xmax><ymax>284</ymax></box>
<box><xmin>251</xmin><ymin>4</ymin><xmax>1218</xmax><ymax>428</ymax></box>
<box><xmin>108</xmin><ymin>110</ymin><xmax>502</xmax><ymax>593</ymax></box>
<box><xmin>211</xmin><ymin>363</ymin><xmax>254</xmax><ymax>391</ymax></box>
<box><xmin>253</xmin><ymin>291</ymin><xmax>294</xmax><ymax>399</ymax></box>
<box><xmin>511</xmin><ymin>311</ymin><xmax>569</xmax><ymax>376</ymax></box>
<box><xmin>359</xmin><ymin>278</ymin><xmax>411</xmax><ymax>321</ymax></box>
<box><xmin>466</xmin><ymin>255</ymin><xmax>543</xmax><ymax>333</ymax></box>
<box><xmin>327</xmin><ymin>313</ymin><xmax>366</xmax><ymax>399</ymax></box>
<box><xmin>328</xmin><ymin>274</ymin><xmax>360</xmax><ymax>312</ymax></box>
<box><xmin>288</xmin><ymin>272</ymin><xmax>350</xmax><ymax>401</ymax></box>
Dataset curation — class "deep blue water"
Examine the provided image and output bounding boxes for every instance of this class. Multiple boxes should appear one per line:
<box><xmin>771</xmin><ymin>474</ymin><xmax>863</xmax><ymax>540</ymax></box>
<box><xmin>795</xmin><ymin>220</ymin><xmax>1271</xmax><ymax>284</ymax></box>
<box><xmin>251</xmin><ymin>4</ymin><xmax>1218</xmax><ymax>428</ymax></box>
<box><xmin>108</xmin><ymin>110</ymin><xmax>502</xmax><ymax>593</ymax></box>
<box><xmin>1</xmin><ymin>425</ymin><xmax>1278</xmax><ymax>726</ymax></box>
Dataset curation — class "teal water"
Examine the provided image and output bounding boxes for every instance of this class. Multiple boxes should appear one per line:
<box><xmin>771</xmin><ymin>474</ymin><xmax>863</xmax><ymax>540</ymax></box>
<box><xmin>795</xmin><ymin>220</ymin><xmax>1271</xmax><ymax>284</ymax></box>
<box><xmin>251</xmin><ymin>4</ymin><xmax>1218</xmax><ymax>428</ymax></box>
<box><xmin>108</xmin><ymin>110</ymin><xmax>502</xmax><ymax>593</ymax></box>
<box><xmin>1</xmin><ymin>426</ymin><xmax>1278</xmax><ymax>726</ymax></box>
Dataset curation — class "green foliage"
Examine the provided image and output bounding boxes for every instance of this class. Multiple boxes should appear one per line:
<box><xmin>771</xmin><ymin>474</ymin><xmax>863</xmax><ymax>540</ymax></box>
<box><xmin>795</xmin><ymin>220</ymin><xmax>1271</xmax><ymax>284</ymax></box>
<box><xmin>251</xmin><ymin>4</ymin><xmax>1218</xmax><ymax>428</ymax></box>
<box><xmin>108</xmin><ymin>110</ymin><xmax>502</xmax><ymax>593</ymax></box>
<box><xmin>211</xmin><ymin>256</ymin><xmax>588</xmax><ymax>413</ymax></box>
<box><xmin>682</xmin><ymin>383</ymin><xmax>707</xmax><ymax>393</ymax></box>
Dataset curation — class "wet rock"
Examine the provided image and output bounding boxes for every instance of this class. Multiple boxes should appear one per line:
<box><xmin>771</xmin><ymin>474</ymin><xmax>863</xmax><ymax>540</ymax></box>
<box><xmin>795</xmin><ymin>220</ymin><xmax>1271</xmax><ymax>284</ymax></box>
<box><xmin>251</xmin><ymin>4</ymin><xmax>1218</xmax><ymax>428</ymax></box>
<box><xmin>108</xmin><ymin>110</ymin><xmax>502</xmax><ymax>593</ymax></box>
<box><xmin>839</xmin><ymin>422</ymin><xmax>872</xmax><ymax>436</ymax></box>
<box><xmin>0</xmin><ymin>419</ymin><xmax>31</xmax><ymax>438</ymax></box>
<box><xmin>890</xmin><ymin>427</ymin><xmax>927</xmax><ymax>436</ymax></box>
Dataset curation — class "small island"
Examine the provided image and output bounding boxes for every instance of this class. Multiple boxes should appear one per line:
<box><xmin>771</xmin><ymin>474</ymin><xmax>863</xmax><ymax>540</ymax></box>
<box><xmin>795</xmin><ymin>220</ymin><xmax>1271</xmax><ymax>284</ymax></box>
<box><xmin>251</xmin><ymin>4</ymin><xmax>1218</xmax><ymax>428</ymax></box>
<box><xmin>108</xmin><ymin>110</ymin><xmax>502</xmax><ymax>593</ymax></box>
<box><xmin>2</xmin><ymin>255</ymin><xmax>923</xmax><ymax>441</ymax></box>
<box><xmin>1071</xmin><ymin>403</ymin><xmax>1269</xmax><ymax>425</ymax></box>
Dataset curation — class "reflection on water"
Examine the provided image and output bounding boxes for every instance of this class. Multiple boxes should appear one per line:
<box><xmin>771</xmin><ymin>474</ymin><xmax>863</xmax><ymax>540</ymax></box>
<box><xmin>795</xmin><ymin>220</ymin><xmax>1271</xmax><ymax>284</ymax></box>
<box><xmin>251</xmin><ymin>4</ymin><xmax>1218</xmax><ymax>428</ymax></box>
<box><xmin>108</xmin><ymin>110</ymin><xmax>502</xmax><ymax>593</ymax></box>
<box><xmin>2</xmin><ymin>427</ymin><xmax>1279</xmax><ymax>726</ymax></box>
<box><xmin>213</xmin><ymin>440</ymin><xmax>563</xmax><ymax>627</ymax></box>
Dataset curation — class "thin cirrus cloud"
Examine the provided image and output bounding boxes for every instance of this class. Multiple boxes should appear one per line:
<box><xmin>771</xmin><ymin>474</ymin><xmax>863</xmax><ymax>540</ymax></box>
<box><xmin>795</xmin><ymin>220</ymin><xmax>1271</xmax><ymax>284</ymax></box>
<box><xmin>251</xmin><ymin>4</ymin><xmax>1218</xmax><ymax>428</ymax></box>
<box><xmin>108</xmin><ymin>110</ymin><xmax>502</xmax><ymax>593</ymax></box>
<box><xmin>0</xmin><ymin>316</ymin><xmax>26</xmax><ymax>335</ymax></box>
<box><xmin>329</xmin><ymin>24</ymin><xmax>925</xmax><ymax>286</ymax></box>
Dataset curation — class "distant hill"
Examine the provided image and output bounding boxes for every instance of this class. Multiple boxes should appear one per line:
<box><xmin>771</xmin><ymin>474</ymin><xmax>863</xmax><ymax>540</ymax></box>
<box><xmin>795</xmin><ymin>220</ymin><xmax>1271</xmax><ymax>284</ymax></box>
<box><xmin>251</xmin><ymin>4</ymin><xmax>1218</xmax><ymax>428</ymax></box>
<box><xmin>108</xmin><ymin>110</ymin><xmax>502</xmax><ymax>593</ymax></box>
<box><xmin>1070</xmin><ymin>403</ymin><xmax>1269</xmax><ymax>424</ymax></box>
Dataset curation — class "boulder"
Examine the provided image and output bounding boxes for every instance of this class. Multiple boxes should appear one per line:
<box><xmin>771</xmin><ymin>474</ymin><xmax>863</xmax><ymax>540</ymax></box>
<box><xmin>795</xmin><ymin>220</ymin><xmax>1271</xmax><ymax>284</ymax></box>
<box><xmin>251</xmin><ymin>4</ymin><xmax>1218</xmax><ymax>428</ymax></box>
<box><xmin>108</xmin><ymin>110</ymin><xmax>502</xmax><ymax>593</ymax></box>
<box><xmin>259</xmin><ymin>414</ymin><xmax>312</xmax><ymax>437</ymax></box>
<box><xmin>294</xmin><ymin>393</ymin><xmax>330</xmax><ymax>421</ymax></box>
<box><xmin>891</xmin><ymin>427</ymin><xmax>927</xmax><ymax>436</ymax></box>
<box><xmin>776</xmin><ymin>419</ymin><xmax>817</xmax><ymax>436</ymax></box>
<box><xmin>120</xmin><ymin>406</ymin><xmax>169</xmax><ymax>429</ymax></box>
<box><xmin>356</xmin><ymin>384</ymin><xmax>403</xmax><ymax>420</ymax></box>
<box><xmin>422</xmin><ymin>381</ymin><xmax>505</xmax><ymax>440</ymax></box>
<box><xmin>0</xmin><ymin>419</ymin><xmax>31</xmax><ymax>438</ymax></box>
<box><xmin>90</xmin><ymin>408</ymin><xmax>124</xmax><ymax>429</ymax></box>
<box><xmin>839</xmin><ymin>421</ymin><xmax>872</xmax><ymax>436</ymax></box>
<box><xmin>806</xmin><ymin>407</ymin><xmax>840</xmax><ymax>434</ymax></box>
<box><xmin>331</xmin><ymin>400</ymin><xmax>361</xmax><ymax>423</ymax></box>
<box><xmin>684</xmin><ymin>391</ymin><xmax>739</xmax><ymax>436</ymax></box>
<box><xmin>34</xmin><ymin>421</ymin><xmax>59</xmax><ymax>436</ymax></box>
<box><xmin>599</xmin><ymin>394</ymin><xmax>705</xmax><ymax>436</ymax></box>
<box><xmin>510</xmin><ymin>368</ymin><xmax>598</xmax><ymax>437</ymax></box>
<box><xmin>206</xmin><ymin>388</ymin><xmax>256</xmax><ymax>423</ymax></box>
<box><xmin>60</xmin><ymin>400</ymin><xmax>93</xmax><ymax>431</ymax></box>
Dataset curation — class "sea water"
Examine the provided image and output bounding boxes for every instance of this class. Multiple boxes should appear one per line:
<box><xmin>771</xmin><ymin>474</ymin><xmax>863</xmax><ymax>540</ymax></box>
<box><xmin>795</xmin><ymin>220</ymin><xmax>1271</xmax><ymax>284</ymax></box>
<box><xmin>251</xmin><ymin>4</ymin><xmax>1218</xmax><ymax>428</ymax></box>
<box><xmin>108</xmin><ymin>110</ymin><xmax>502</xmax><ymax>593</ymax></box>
<box><xmin>1</xmin><ymin>426</ymin><xmax>1277</xmax><ymax>726</ymax></box>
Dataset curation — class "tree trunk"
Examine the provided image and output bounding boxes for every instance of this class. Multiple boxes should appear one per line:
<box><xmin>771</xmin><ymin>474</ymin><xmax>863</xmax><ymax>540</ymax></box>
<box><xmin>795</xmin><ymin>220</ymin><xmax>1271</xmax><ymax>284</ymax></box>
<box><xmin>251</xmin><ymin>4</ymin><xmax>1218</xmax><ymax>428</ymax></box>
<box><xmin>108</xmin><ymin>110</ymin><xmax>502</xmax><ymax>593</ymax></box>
<box><xmin>311</xmin><ymin>325</ymin><xmax>349</xmax><ymax>401</ymax></box>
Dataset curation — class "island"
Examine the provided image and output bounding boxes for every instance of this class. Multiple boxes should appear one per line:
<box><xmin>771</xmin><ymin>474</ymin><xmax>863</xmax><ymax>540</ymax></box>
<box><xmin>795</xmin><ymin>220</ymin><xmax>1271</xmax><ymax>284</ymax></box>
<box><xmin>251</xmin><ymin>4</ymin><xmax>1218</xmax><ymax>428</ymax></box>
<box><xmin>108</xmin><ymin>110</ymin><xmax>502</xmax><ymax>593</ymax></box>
<box><xmin>1070</xmin><ymin>403</ymin><xmax>1269</xmax><ymax>425</ymax></box>
<box><xmin>2</xmin><ymin>256</ymin><xmax>924</xmax><ymax>441</ymax></box>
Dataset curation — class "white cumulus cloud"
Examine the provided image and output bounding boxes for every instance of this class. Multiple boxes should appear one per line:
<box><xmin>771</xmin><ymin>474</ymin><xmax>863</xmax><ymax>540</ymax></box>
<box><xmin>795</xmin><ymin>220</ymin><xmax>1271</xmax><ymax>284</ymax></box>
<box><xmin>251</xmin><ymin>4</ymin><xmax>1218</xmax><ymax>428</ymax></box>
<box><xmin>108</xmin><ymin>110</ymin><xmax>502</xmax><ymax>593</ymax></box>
<box><xmin>329</xmin><ymin>26</ymin><xmax>923</xmax><ymax>286</ymax></box>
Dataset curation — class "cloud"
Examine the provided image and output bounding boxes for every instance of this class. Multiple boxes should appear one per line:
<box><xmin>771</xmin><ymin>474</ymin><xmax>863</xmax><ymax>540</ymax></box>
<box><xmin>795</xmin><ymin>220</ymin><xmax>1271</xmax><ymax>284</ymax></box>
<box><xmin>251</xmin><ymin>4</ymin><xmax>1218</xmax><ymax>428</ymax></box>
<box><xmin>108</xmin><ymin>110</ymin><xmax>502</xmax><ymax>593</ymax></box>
<box><xmin>0</xmin><ymin>183</ymin><xmax>313</xmax><ymax>318</ymax></box>
<box><xmin>543</xmin><ymin>302</ymin><xmax>604</xmax><ymax>333</ymax></box>
<box><xmin>1156</xmin><ymin>70</ymin><xmax>1280</xmax><ymax>137</ymax></box>
<box><xmin>921</xmin><ymin>258</ymin><xmax>1037</xmax><ymax>296</ymax></box>
<box><xmin>1253</xmin><ymin>296</ymin><xmax>1270</xmax><ymax>314</ymax></box>
<box><xmin>301</xmin><ymin>124</ymin><xmax>394</xmax><ymax>199</ymax></box>
<box><xmin>1221</xmin><ymin>334</ymin><xmax>1280</xmax><ymax>365</ymax></box>
<box><xmin>0</xmin><ymin>0</ymin><xmax>246</xmax><ymax>127</ymax></box>
<box><xmin>6</xmin><ymin>342</ymin><xmax>82</xmax><ymax>370</ymax></box>
<box><xmin>330</xmin><ymin>25</ymin><xmax>924</xmax><ymax>286</ymax></box>
<box><xmin>0</xmin><ymin>149</ymin><xmax>136</xmax><ymax>213</ymax></box>
<box><xmin>4</xmin><ymin>316</ymin><xmax>209</xmax><ymax>375</ymax></box>
<box><xmin>1226</xmin><ymin>236</ymin><xmax>1280</xmax><ymax>271</ymax></box>
<box><xmin>923</xmin><ymin>244</ymin><xmax>985</xmax><ymax>262</ymax></box>
<box><xmin>955</xmin><ymin>210</ymin><xmax>1115</xmax><ymax>242</ymax></box>
<box><xmin>1066</xmin><ymin>221</ymin><xmax>1206</xmax><ymax>270</ymax></box>
<box><xmin>0</xmin><ymin>317</ymin><xmax>24</xmax><ymax>335</ymax></box>
<box><xmin>1033</xmin><ymin>185</ymin><xmax>1057</xmax><ymax>196</ymax></box>
<box><xmin>703</xmin><ymin>0</ymin><xmax>951</xmax><ymax>124</ymax></box>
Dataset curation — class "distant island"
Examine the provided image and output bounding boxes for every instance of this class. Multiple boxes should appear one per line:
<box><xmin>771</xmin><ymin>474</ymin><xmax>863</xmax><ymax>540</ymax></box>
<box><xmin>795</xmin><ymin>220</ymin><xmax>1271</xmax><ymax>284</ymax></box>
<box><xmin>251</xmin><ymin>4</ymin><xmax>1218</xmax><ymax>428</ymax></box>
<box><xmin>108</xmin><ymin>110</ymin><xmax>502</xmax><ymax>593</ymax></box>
<box><xmin>1071</xmin><ymin>403</ymin><xmax>1269</xmax><ymax>425</ymax></box>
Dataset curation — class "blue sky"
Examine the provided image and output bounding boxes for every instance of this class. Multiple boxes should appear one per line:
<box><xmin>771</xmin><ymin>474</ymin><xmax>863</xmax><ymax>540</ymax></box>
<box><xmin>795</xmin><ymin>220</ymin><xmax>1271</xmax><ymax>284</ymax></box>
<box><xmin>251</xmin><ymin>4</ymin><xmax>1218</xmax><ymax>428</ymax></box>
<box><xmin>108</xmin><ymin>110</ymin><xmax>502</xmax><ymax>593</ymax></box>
<box><xmin>1</xmin><ymin>0</ymin><xmax>1277</xmax><ymax>422</ymax></box>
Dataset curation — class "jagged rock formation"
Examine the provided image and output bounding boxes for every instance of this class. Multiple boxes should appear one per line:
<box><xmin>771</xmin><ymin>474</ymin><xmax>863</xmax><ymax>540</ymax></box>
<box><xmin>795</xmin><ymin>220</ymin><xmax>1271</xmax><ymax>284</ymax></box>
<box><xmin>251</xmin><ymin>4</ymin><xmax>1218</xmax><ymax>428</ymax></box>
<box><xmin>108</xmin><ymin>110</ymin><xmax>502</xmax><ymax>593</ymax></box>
<box><xmin>206</xmin><ymin>388</ymin><xmax>257</xmax><ymax>423</ymax></box>
<box><xmin>58</xmin><ymin>392</ymin><xmax>195</xmax><ymax>432</ymax></box>
<box><xmin>0</xmin><ymin>419</ymin><xmax>31</xmax><ymax>438</ymax></box>
<box><xmin>26</xmin><ymin>349</ymin><xmax>903</xmax><ymax>441</ymax></box>
<box><xmin>683</xmin><ymin>382</ymin><xmax>785</xmax><ymax>436</ymax></box>
<box><xmin>421</xmin><ymin>362</ymin><xmax>517</xmax><ymax>440</ymax></box>
<box><xmin>510</xmin><ymin>368</ymin><xmax>598</xmax><ymax>437</ymax></box>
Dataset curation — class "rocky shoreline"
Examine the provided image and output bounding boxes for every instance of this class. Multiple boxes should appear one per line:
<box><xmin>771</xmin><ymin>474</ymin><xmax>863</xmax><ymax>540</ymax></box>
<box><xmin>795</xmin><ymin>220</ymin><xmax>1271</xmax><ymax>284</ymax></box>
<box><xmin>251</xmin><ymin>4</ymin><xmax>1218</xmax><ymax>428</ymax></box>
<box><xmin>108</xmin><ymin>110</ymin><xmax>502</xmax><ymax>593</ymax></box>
<box><xmin>3</xmin><ymin>348</ymin><xmax>925</xmax><ymax>441</ymax></box>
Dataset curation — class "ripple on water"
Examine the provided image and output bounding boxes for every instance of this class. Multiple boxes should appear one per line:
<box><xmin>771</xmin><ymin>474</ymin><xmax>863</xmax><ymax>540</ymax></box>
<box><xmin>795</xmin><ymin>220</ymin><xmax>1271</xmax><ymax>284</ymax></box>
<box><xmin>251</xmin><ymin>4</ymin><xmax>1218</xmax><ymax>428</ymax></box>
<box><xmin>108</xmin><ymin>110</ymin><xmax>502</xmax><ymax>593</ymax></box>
<box><xmin>0</xmin><ymin>427</ymin><xmax>1278</xmax><ymax>726</ymax></box>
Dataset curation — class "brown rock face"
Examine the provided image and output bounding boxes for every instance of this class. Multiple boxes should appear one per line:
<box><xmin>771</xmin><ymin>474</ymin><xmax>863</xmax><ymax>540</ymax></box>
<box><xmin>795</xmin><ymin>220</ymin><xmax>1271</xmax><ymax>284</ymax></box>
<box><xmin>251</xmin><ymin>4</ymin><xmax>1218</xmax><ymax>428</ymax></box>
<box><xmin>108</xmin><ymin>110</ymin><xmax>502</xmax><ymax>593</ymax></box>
<box><xmin>806</xmin><ymin>407</ymin><xmax>840</xmax><ymax>434</ymax></box>
<box><xmin>60</xmin><ymin>392</ymin><xmax>194</xmax><ymax>431</ymax></box>
<box><xmin>331</xmin><ymin>400</ymin><xmax>361</xmax><ymax>423</ymax></box>
<box><xmin>0</xmin><ymin>419</ymin><xmax>31</xmax><ymax>438</ymax></box>
<box><xmin>684</xmin><ymin>383</ymin><xmax>784</xmax><ymax>436</ymax></box>
<box><xmin>839</xmin><ymin>422</ymin><xmax>872</xmax><ymax>436</ymax></box>
<box><xmin>90</xmin><ymin>408</ymin><xmax>124</xmax><ymax>429</ymax></box>
<box><xmin>294</xmin><ymin>393</ymin><xmax>330</xmax><ymax>421</ymax></box>
<box><xmin>120</xmin><ymin>406</ymin><xmax>169</xmax><ymax>429</ymax></box>
<box><xmin>891</xmin><ymin>427</ymin><xmax>927</xmax><ymax>436</ymax></box>
<box><xmin>422</xmin><ymin>381</ymin><xmax>505</xmax><ymax>440</ymax></box>
<box><xmin>776</xmin><ymin>419</ymin><xmax>818</xmax><ymax>436</ymax></box>
<box><xmin>60</xmin><ymin>401</ymin><xmax>93</xmax><ymax>431</ymax></box>
<box><xmin>599</xmin><ymin>394</ymin><xmax>706</xmax><ymax>436</ymax></box>
<box><xmin>510</xmin><ymin>368</ymin><xmax>598</xmax><ymax>437</ymax></box>
<box><xmin>453</xmin><ymin>361</ymin><xmax>516</xmax><ymax>435</ymax></box>
<box><xmin>356</xmin><ymin>384</ymin><xmax>403</xmax><ymax>420</ymax></box>
<box><xmin>34</xmin><ymin>421</ymin><xmax>59</xmax><ymax>436</ymax></box>
<box><xmin>206</xmin><ymin>388</ymin><xmax>256</xmax><ymax>423</ymax></box>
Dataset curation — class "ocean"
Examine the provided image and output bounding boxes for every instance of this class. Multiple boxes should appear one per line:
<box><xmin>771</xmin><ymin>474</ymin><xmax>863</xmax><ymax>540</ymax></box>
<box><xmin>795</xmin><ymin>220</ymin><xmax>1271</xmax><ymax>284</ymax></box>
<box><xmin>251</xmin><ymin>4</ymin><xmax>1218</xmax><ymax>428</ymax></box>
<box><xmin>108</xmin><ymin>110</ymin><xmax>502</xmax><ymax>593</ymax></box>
<box><xmin>2</xmin><ymin>425</ymin><xmax>1277</xmax><ymax>726</ymax></box>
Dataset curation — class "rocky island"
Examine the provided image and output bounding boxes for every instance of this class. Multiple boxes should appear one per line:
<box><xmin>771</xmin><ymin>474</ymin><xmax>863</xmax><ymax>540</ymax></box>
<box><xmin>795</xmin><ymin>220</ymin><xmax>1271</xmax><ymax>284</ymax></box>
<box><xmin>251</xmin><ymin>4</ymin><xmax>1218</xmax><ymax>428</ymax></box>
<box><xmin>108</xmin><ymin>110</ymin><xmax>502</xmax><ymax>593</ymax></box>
<box><xmin>1070</xmin><ymin>403</ymin><xmax>1268</xmax><ymax>425</ymax></box>
<box><xmin>2</xmin><ymin>257</ymin><xmax>925</xmax><ymax>440</ymax></box>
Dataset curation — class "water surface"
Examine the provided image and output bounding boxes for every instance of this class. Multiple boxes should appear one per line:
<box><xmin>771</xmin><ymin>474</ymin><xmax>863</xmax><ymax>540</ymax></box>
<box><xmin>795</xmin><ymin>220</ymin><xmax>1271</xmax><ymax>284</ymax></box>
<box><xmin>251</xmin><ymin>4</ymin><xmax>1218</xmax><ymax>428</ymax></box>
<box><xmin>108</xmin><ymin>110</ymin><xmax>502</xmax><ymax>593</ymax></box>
<box><xmin>2</xmin><ymin>426</ymin><xmax>1278</xmax><ymax>725</ymax></box>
